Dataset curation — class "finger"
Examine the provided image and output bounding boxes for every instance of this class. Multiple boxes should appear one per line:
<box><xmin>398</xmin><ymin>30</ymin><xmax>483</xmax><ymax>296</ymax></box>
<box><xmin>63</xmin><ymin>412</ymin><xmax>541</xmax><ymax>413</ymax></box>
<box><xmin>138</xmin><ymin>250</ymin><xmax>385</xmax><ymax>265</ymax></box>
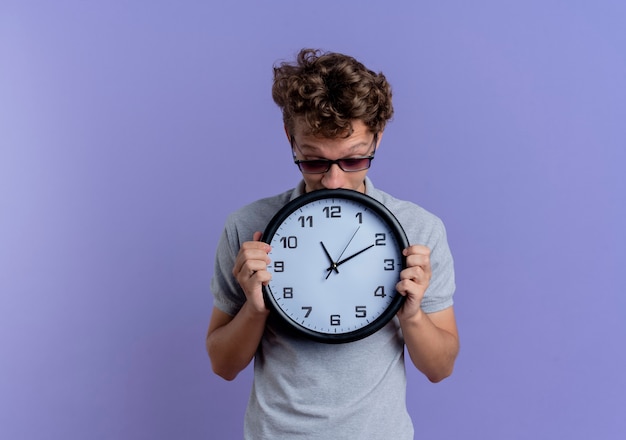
<box><xmin>238</xmin><ymin>266</ymin><xmax>273</xmax><ymax>302</ymax></box>
<box><xmin>400</xmin><ymin>266</ymin><xmax>425</xmax><ymax>283</ymax></box>
<box><xmin>237</xmin><ymin>258</ymin><xmax>271</xmax><ymax>276</ymax></box>
<box><xmin>400</xmin><ymin>261</ymin><xmax>432</xmax><ymax>287</ymax></box>
<box><xmin>396</xmin><ymin>276</ymin><xmax>428</xmax><ymax>302</ymax></box>
<box><xmin>252</xmin><ymin>268</ymin><xmax>272</xmax><ymax>285</ymax></box>
<box><xmin>238</xmin><ymin>263</ymin><xmax>272</xmax><ymax>286</ymax></box>
<box><xmin>400</xmin><ymin>264</ymin><xmax>422</xmax><ymax>278</ymax></box>
<box><xmin>404</xmin><ymin>245</ymin><xmax>431</xmax><ymax>272</ymax></box>
<box><xmin>395</xmin><ymin>279</ymin><xmax>412</xmax><ymax>296</ymax></box>
<box><xmin>252</xmin><ymin>231</ymin><xmax>263</xmax><ymax>242</ymax></box>
<box><xmin>405</xmin><ymin>253</ymin><xmax>431</xmax><ymax>272</ymax></box>
<box><xmin>403</xmin><ymin>244</ymin><xmax>430</xmax><ymax>257</ymax></box>
<box><xmin>233</xmin><ymin>240</ymin><xmax>271</xmax><ymax>276</ymax></box>
<box><xmin>233</xmin><ymin>249</ymin><xmax>270</xmax><ymax>277</ymax></box>
<box><xmin>235</xmin><ymin>264</ymin><xmax>272</xmax><ymax>295</ymax></box>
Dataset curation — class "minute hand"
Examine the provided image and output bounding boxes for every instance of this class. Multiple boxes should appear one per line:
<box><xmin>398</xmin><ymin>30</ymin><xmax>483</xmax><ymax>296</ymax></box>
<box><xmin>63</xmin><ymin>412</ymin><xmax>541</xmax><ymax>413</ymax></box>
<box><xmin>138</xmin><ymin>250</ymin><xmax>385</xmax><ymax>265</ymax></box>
<box><xmin>330</xmin><ymin>243</ymin><xmax>375</xmax><ymax>270</ymax></box>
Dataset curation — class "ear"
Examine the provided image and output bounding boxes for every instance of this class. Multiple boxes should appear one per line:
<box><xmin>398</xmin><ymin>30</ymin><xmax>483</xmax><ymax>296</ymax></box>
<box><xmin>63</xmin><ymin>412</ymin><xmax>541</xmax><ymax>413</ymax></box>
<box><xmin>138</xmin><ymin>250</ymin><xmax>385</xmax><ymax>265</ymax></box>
<box><xmin>375</xmin><ymin>131</ymin><xmax>384</xmax><ymax>150</ymax></box>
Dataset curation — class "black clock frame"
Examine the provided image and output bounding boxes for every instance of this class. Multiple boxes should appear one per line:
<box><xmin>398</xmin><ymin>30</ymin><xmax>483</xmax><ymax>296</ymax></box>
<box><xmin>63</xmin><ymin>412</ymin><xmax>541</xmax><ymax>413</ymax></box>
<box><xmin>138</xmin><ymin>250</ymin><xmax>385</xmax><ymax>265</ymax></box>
<box><xmin>262</xmin><ymin>188</ymin><xmax>409</xmax><ymax>344</ymax></box>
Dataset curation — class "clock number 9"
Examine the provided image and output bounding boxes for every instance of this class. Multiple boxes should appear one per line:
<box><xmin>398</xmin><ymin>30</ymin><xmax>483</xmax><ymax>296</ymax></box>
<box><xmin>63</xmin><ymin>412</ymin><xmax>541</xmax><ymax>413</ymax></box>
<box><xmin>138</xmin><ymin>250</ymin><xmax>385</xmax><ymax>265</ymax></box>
<box><xmin>274</xmin><ymin>261</ymin><xmax>285</xmax><ymax>272</ymax></box>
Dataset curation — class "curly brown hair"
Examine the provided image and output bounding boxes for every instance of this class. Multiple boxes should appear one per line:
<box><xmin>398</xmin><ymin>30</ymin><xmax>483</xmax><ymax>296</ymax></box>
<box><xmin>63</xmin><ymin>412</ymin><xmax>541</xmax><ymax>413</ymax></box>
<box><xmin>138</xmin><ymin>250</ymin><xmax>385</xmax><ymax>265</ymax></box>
<box><xmin>272</xmin><ymin>49</ymin><xmax>394</xmax><ymax>138</ymax></box>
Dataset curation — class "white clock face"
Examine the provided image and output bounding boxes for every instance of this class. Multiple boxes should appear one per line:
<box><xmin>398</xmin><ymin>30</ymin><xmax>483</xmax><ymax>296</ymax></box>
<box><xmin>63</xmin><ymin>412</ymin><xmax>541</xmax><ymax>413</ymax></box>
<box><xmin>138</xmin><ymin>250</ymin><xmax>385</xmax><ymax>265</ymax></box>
<box><xmin>263</xmin><ymin>190</ymin><xmax>407</xmax><ymax>343</ymax></box>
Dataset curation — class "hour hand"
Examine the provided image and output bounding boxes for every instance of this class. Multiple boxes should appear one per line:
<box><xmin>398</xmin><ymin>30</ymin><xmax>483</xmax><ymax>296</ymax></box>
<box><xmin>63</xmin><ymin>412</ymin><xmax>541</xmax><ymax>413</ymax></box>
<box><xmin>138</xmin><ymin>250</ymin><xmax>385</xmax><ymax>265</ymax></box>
<box><xmin>334</xmin><ymin>244</ymin><xmax>375</xmax><ymax>268</ymax></box>
<box><xmin>320</xmin><ymin>242</ymin><xmax>339</xmax><ymax>277</ymax></box>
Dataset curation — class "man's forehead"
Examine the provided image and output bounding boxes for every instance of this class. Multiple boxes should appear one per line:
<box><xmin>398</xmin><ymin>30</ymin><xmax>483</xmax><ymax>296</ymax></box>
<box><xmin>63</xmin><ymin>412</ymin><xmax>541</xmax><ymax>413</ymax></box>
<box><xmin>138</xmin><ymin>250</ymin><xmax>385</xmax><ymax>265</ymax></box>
<box><xmin>290</xmin><ymin>117</ymin><xmax>371</xmax><ymax>137</ymax></box>
<box><xmin>295</xmin><ymin>133</ymin><xmax>373</xmax><ymax>154</ymax></box>
<box><xmin>292</xmin><ymin>120</ymin><xmax>371</xmax><ymax>145</ymax></box>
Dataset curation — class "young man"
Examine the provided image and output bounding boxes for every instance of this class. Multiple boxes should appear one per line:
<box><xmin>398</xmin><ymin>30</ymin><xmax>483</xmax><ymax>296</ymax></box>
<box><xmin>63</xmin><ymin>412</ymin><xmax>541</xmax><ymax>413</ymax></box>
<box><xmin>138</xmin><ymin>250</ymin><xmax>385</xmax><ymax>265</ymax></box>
<box><xmin>207</xmin><ymin>49</ymin><xmax>459</xmax><ymax>439</ymax></box>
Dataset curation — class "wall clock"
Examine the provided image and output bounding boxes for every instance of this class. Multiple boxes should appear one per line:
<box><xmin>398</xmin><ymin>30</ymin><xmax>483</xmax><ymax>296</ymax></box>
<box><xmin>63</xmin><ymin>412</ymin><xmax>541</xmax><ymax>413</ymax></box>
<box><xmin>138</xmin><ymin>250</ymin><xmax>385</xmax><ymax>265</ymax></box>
<box><xmin>262</xmin><ymin>189</ymin><xmax>408</xmax><ymax>343</ymax></box>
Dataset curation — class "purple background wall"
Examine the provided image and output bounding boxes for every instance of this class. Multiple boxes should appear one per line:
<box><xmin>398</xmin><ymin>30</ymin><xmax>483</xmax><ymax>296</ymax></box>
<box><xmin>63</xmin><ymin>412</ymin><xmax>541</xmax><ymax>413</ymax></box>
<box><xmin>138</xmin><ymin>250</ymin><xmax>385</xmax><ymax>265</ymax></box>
<box><xmin>1</xmin><ymin>1</ymin><xmax>625</xmax><ymax>439</ymax></box>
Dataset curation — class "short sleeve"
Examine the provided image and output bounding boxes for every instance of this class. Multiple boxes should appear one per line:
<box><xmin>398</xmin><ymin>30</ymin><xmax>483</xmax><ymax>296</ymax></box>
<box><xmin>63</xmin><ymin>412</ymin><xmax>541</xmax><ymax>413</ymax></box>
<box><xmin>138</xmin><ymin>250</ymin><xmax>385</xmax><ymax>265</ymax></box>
<box><xmin>420</xmin><ymin>217</ymin><xmax>455</xmax><ymax>313</ymax></box>
<box><xmin>210</xmin><ymin>218</ymin><xmax>246</xmax><ymax>316</ymax></box>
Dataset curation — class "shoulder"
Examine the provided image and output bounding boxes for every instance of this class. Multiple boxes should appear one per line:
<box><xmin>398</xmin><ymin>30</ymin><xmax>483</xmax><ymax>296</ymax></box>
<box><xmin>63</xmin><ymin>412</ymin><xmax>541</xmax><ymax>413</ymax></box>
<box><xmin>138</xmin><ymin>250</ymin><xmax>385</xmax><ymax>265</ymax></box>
<box><xmin>370</xmin><ymin>186</ymin><xmax>455</xmax><ymax>312</ymax></box>
<box><xmin>371</xmin><ymin>187</ymin><xmax>447</xmax><ymax>246</ymax></box>
<box><xmin>223</xmin><ymin>188</ymin><xmax>295</xmax><ymax>243</ymax></box>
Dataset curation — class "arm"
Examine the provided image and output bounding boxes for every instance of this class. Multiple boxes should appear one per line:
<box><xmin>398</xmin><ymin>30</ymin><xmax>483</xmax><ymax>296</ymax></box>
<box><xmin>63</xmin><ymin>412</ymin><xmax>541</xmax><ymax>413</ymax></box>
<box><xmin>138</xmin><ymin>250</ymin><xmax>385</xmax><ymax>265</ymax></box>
<box><xmin>206</xmin><ymin>232</ymin><xmax>271</xmax><ymax>381</ymax></box>
<box><xmin>396</xmin><ymin>245</ymin><xmax>460</xmax><ymax>383</ymax></box>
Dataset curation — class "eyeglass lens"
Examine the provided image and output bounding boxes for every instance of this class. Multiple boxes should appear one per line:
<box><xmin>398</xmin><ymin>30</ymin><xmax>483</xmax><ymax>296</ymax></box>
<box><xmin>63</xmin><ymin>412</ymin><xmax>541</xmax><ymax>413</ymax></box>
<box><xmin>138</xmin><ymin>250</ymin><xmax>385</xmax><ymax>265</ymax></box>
<box><xmin>297</xmin><ymin>158</ymin><xmax>372</xmax><ymax>173</ymax></box>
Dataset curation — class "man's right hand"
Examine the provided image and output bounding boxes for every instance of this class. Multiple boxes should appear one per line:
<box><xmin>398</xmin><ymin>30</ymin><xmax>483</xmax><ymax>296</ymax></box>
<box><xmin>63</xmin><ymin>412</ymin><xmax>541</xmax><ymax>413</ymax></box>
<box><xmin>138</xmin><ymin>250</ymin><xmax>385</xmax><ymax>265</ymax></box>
<box><xmin>232</xmin><ymin>231</ymin><xmax>272</xmax><ymax>313</ymax></box>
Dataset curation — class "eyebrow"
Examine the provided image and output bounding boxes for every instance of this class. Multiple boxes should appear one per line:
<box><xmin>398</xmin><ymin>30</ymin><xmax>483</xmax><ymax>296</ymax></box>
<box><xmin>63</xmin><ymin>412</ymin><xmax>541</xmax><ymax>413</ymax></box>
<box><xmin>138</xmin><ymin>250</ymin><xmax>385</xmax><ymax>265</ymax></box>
<box><xmin>296</xmin><ymin>140</ymin><xmax>371</xmax><ymax>156</ymax></box>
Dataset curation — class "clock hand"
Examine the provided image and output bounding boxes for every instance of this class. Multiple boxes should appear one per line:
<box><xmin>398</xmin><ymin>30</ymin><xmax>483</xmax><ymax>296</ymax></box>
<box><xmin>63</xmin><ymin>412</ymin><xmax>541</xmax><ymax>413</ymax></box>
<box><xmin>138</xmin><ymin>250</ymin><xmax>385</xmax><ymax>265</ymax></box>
<box><xmin>320</xmin><ymin>226</ymin><xmax>361</xmax><ymax>279</ymax></box>
<box><xmin>333</xmin><ymin>243</ymin><xmax>375</xmax><ymax>269</ymax></box>
<box><xmin>335</xmin><ymin>226</ymin><xmax>361</xmax><ymax>262</ymax></box>
<box><xmin>320</xmin><ymin>241</ymin><xmax>339</xmax><ymax>278</ymax></box>
<box><xmin>324</xmin><ymin>226</ymin><xmax>362</xmax><ymax>279</ymax></box>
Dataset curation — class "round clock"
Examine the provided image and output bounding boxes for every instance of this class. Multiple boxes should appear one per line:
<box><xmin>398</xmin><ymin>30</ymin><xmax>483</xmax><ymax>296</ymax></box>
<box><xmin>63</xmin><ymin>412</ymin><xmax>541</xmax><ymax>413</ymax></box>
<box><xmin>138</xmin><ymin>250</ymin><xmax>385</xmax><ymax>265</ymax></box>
<box><xmin>262</xmin><ymin>188</ymin><xmax>409</xmax><ymax>343</ymax></box>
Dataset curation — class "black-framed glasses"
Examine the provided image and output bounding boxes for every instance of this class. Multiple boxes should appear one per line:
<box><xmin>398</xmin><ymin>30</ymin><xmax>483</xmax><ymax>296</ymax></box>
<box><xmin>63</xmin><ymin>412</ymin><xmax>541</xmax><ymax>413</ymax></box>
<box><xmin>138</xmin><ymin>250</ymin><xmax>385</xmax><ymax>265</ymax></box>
<box><xmin>291</xmin><ymin>134</ymin><xmax>378</xmax><ymax>174</ymax></box>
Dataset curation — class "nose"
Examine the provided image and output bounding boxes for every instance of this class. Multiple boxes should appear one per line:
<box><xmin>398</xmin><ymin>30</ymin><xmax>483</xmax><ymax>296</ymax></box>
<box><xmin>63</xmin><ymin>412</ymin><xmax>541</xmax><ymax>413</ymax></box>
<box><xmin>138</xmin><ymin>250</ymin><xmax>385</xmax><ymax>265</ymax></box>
<box><xmin>321</xmin><ymin>163</ymin><xmax>346</xmax><ymax>189</ymax></box>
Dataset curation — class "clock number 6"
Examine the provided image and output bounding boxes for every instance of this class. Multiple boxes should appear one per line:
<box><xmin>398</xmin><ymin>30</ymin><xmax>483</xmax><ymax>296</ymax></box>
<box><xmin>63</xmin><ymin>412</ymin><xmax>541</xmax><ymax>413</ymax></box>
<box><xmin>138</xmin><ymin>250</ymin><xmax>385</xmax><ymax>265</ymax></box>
<box><xmin>330</xmin><ymin>314</ymin><xmax>341</xmax><ymax>326</ymax></box>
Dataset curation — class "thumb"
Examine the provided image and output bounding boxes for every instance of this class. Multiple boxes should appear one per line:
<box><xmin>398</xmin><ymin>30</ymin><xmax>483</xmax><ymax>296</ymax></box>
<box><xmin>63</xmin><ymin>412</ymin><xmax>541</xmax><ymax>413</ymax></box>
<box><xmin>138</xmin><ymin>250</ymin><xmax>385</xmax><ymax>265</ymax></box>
<box><xmin>252</xmin><ymin>231</ymin><xmax>263</xmax><ymax>242</ymax></box>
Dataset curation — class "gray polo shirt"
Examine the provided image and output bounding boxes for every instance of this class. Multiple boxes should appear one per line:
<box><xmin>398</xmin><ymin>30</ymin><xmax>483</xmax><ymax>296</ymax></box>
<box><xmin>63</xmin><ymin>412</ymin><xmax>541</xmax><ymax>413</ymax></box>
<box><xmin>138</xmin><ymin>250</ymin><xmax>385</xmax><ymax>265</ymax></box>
<box><xmin>211</xmin><ymin>177</ymin><xmax>455</xmax><ymax>439</ymax></box>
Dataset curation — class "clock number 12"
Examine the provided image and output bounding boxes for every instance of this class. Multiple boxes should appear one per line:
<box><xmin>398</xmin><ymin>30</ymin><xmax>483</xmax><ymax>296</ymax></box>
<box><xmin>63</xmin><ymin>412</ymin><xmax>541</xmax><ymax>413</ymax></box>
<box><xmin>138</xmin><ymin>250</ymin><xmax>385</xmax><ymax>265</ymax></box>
<box><xmin>323</xmin><ymin>206</ymin><xmax>341</xmax><ymax>218</ymax></box>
